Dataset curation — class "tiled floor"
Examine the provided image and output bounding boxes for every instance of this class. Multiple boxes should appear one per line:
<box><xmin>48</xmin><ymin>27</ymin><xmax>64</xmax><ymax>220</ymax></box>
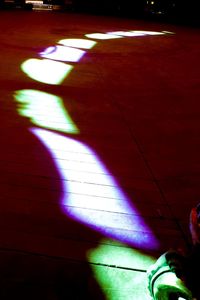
<box><xmin>0</xmin><ymin>9</ymin><xmax>200</xmax><ymax>299</ymax></box>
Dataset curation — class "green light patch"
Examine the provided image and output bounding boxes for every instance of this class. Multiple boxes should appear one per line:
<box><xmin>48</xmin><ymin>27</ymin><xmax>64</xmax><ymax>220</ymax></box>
<box><xmin>87</xmin><ymin>239</ymin><xmax>155</xmax><ymax>300</ymax></box>
<box><xmin>14</xmin><ymin>89</ymin><xmax>79</xmax><ymax>134</ymax></box>
<box><xmin>21</xmin><ymin>58</ymin><xmax>73</xmax><ymax>85</ymax></box>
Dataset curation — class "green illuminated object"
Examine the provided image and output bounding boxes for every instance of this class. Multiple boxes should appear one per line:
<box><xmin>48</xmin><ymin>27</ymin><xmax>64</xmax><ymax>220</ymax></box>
<box><xmin>21</xmin><ymin>58</ymin><xmax>73</xmax><ymax>85</ymax></box>
<box><xmin>14</xmin><ymin>89</ymin><xmax>79</xmax><ymax>134</ymax></box>
<box><xmin>88</xmin><ymin>239</ymin><xmax>155</xmax><ymax>300</ymax></box>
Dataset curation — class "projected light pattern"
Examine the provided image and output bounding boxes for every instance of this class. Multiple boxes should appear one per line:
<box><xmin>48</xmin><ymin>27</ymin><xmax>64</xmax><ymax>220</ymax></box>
<box><xmin>85</xmin><ymin>30</ymin><xmax>168</xmax><ymax>40</ymax></box>
<box><xmin>40</xmin><ymin>45</ymin><xmax>85</xmax><ymax>62</ymax></box>
<box><xmin>88</xmin><ymin>238</ymin><xmax>155</xmax><ymax>299</ymax></box>
<box><xmin>18</xmin><ymin>29</ymin><xmax>173</xmax><ymax>247</ymax></box>
<box><xmin>21</xmin><ymin>58</ymin><xmax>73</xmax><ymax>85</ymax></box>
<box><xmin>31</xmin><ymin>127</ymin><xmax>158</xmax><ymax>250</ymax></box>
<box><xmin>14</xmin><ymin>89</ymin><xmax>79</xmax><ymax>134</ymax></box>
<box><xmin>18</xmin><ymin>29</ymin><xmax>173</xmax><ymax>248</ymax></box>
<box><xmin>58</xmin><ymin>38</ymin><xmax>97</xmax><ymax>49</ymax></box>
<box><xmin>16</xmin><ymin>28</ymin><xmax>176</xmax><ymax>299</ymax></box>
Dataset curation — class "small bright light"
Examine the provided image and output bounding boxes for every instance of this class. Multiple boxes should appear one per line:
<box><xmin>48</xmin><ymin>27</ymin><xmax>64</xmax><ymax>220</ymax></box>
<box><xmin>40</xmin><ymin>45</ymin><xmax>85</xmax><ymax>62</ymax></box>
<box><xmin>21</xmin><ymin>58</ymin><xmax>73</xmax><ymax>84</ymax></box>
<box><xmin>85</xmin><ymin>33</ymin><xmax>122</xmax><ymax>40</ymax></box>
<box><xmin>58</xmin><ymin>38</ymin><xmax>97</xmax><ymax>49</ymax></box>
<box><xmin>162</xmin><ymin>31</ymin><xmax>175</xmax><ymax>34</ymax></box>
<box><xmin>14</xmin><ymin>89</ymin><xmax>79</xmax><ymax>134</ymax></box>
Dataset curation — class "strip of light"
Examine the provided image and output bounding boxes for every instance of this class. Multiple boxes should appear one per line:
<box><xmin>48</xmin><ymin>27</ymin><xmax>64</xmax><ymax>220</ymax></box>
<box><xmin>31</xmin><ymin>128</ymin><xmax>159</xmax><ymax>250</ymax></box>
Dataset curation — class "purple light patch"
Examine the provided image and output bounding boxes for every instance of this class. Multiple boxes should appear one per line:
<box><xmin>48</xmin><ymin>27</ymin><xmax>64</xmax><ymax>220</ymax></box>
<box><xmin>30</xmin><ymin>128</ymin><xmax>159</xmax><ymax>250</ymax></box>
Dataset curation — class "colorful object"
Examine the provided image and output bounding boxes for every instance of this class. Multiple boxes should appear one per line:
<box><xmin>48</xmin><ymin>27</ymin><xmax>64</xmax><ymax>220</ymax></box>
<box><xmin>14</xmin><ymin>89</ymin><xmax>79</xmax><ymax>134</ymax></box>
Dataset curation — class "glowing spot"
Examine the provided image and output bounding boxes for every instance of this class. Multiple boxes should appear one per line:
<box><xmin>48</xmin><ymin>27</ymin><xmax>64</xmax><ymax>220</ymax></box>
<box><xmin>107</xmin><ymin>31</ymin><xmax>146</xmax><ymax>37</ymax></box>
<box><xmin>162</xmin><ymin>30</ymin><xmax>175</xmax><ymax>34</ymax></box>
<box><xmin>107</xmin><ymin>31</ymin><xmax>167</xmax><ymax>37</ymax></box>
<box><xmin>40</xmin><ymin>45</ymin><xmax>85</xmax><ymax>62</ymax></box>
<box><xmin>58</xmin><ymin>38</ymin><xmax>97</xmax><ymax>49</ymax></box>
<box><xmin>31</xmin><ymin>128</ymin><xmax>159</xmax><ymax>250</ymax></box>
<box><xmin>131</xmin><ymin>30</ymin><xmax>165</xmax><ymax>36</ymax></box>
<box><xmin>14</xmin><ymin>89</ymin><xmax>79</xmax><ymax>134</ymax></box>
<box><xmin>21</xmin><ymin>58</ymin><xmax>73</xmax><ymax>85</ymax></box>
<box><xmin>88</xmin><ymin>239</ymin><xmax>155</xmax><ymax>299</ymax></box>
<box><xmin>85</xmin><ymin>33</ymin><xmax>122</xmax><ymax>40</ymax></box>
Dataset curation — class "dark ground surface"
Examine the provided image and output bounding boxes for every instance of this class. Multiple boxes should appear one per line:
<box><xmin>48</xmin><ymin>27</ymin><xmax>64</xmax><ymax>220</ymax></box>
<box><xmin>0</xmin><ymin>9</ymin><xmax>200</xmax><ymax>299</ymax></box>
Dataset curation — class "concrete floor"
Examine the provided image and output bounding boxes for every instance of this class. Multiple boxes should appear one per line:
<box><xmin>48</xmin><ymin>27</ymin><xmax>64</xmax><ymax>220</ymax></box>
<box><xmin>0</xmin><ymin>9</ymin><xmax>200</xmax><ymax>299</ymax></box>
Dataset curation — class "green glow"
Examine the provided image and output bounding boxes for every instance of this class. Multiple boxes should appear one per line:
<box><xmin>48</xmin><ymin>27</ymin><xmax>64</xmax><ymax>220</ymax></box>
<box><xmin>87</xmin><ymin>239</ymin><xmax>155</xmax><ymax>300</ymax></box>
<box><xmin>14</xmin><ymin>89</ymin><xmax>79</xmax><ymax>134</ymax></box>
<box><xmin>21</xmin><ymin>58</ymin><xmax>73</xmax><ymax>85</ymax></box>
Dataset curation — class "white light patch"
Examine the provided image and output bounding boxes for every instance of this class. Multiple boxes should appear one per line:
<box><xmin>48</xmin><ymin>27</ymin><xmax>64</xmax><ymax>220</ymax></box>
<box><xmin>107</xmin><ymin>31</ymin><xmax>145</xmax><ymax>37</ymax></box>
<box><xmin>40</xmin><ymin>45</ymin><xmax>85</xmax><ymax>62</ymax></box>
<box><xmin>85</xmin><ymin>33</ymin><xmax>122</xmax><ymax>40</ymax></box>
<box><xmin>21</xmin><ymin>58</ymin><xmax>73</xmax><ymax>85</ymax></box>
<box><xmin>131</xmin><ymin>30</ymin><xmax>165</xmax><ymax>36</ymax></box>
<box><xmin>58</xmin><ymin>38</ymin><xmax>97</xmax><ymax>49</ymax></box>
<box><xmin>31</xmin><ymin>128</ymin><xmax>159</xmax><ymax>250</ymax></box>
<box><xmin>162</xmin><ymin>30</ymin><xmax>175</xmax><ymax>34</ymax></box>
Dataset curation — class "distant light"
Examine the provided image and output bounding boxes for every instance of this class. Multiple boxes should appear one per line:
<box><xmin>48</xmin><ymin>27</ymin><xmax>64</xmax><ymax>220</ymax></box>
<box><xmin>14</xmin><ymin>89</ymin><xmax>79</xmax><ymax>134</ymax></box>
<box><xmin>85</xmin><ymin>33</ymin><xmax>122</xmax><ymax>40</ymax></box>
<box><xmin>107</xmin><ymin>31</ymin><xmax>166</xmax><ymax>37</ymax></box>
<box><xmin>162</xmin><ymin>31</ymin><xmax>175</xmax><ymax>34</ymax></box>
<box><xmin>58</xmin><ymin>38</ymin><xmax>97</xmax><ymax>49</ymax></box>
<box><xmin>21</xmin><ymin>58</ymin><xmax>73</xmax><ymax>84</ymax></box>
<box><xmin>40</xmin><ymin>45</ymin><xmax>85</xmax><ymax>62</ymax></box>
<box><xmin>107</xmin><ymin>31</ymin><xmax>145</xmax><ymax>37</ymax></box>
<box><xmin>151</xmin><ymin>1</ymin><xmax>154</xmax><ymax>4</ymax></box>
<box><xmin>131</xmin><ymin>30</ymin><xmax>165</xmax><ymax>36</ymax></box>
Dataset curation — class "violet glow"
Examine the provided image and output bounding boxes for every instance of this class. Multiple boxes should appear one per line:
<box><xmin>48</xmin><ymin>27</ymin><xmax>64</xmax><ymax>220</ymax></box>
<box><xmin>31</xmin><ymin>127</ymin><xmax>158</xmax><ymax>250</ymax></box>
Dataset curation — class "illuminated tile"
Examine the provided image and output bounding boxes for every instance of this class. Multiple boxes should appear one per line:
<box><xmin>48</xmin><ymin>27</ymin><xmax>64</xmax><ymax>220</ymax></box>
<box><xmin>58</xmin><ymin>38</ymin><xmax>97</xmax><ymax>49</ymax></box>
<box><xmin>88</xmin><ymin>238</ymin><xmax>155</xmax><ymax>269</ymax></box>
<box><xmin>14</xmin><ymin>89</ymin><xmax>79</xmax><ymax>134</ymax></box>
<box><xmin>21</xmin><ymin>58</ymin><xmax>73</xmax><ymax>84</ymax></box>
<box><xmin>40</xmin><ymin>45</ymin><xmax>85</xmax><ymax>62</ymax></box>
<box><xmin>31</xmin><ymin>128</ymin><xmax>158</xmax><ymax>250</ymax></box>
<box><xmin>85</xmin><ymin>33</ymin><xmax>122</xmax><ymax>40</ymax></box>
